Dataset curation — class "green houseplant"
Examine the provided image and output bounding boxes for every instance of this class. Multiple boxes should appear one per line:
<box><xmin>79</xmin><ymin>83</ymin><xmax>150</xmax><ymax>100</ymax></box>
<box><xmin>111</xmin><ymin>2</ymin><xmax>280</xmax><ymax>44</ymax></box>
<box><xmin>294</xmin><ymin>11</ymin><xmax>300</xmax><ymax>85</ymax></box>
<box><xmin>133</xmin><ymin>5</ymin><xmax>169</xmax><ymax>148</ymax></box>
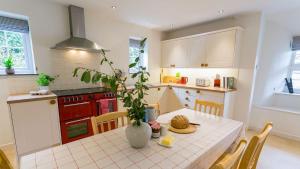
<box><xmin>3</xmin><ymin>56</ymin><xmax>15</xmax><ymax>75</ymax></box>
<box><xmin>36</xmin><ymin>73</ymin><xmax>56</xmax><ymax>91</ymax></box>
<box><xmin>73</xmin><ymin>38</ymin><xmax>152</xmax><ymax>148</ymax></box>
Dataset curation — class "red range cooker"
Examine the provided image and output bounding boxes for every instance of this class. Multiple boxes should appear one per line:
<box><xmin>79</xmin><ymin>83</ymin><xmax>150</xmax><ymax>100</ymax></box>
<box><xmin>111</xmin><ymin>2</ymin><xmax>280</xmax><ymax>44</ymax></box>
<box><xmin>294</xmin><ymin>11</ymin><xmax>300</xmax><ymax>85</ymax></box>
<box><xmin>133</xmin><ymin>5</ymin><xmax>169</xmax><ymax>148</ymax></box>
<box><xmin>53</xmin><ymin>88</ymin><xmax>117</xmax><ymax>144</ymax></box>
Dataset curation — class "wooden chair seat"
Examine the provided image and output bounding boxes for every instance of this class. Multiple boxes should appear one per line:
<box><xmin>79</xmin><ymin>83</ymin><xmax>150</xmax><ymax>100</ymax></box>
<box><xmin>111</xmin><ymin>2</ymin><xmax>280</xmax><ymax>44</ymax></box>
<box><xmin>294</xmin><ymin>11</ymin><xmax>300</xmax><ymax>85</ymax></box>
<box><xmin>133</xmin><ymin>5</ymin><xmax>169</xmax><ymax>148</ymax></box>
<box><xmin>210</xmin><ymin>139</ymin><xmax>247</xmax><ymax>169</ymax></box>
<box><xmin>0</xmin><ymin>149</ymin><xmax>13</xmax><ymax>169</ymax></box>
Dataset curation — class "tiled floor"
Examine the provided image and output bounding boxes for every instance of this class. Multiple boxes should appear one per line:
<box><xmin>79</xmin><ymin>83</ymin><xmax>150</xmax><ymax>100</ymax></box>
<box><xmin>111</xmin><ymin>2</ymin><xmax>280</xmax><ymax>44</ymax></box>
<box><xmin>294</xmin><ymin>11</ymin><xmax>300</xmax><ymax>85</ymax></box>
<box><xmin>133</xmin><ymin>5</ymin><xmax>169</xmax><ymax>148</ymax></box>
<box><xmin>2</xmin><ymin>130</ymin><xmax>300</xmax><ymax>169</ymax></box>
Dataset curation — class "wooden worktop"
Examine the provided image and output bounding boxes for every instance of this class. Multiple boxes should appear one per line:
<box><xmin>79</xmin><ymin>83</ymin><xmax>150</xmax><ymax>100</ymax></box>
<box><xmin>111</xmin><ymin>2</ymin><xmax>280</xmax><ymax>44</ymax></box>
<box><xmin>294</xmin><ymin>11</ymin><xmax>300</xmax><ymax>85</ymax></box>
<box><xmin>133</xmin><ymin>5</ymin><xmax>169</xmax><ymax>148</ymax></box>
<box><xmin>147</xmin><ymin>83</ymin><xmax>236</xmax><ymax>93</ymax></box>
<box><xmin>7</xmin><ymin>93</ymin><xmax>57</xmax><ymax>104</ymax></box>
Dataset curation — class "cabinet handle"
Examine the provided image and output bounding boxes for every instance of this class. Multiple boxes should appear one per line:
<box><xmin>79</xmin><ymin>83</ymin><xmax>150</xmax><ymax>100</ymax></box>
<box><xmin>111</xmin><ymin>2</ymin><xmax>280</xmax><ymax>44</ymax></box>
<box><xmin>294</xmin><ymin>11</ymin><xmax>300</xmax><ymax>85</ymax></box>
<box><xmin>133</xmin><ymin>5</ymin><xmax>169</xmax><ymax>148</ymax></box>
<box><xmin>185</xmin><ymin>90</ymin><xmax>189</xmax><ymax>94</ymax></box>
<box><xmin>205</xmin><ymin>64</ymin><xmax>208</xmax><ymax>67</ymax></box>
<box><xmin>50</xmin><ymin>100</ymin><xmax>56</xmax><ymax>105</ymax></box>
<box><xmin>196</xmin><ymin>90</ymin><xmax>200</xmax><ymax>94</ymax></box>
<box><xmin>184</xmin><ymin>104</ymin><xmax>189</xmax><ymax>107</ymax></box>
<box><xmin>158</xmin><ymin>87</ymin><xmax>161</xmax><ymax>91</ymax></box>
<box><xmin>170</xmin><ymin>64</ymin><xmax>176</xmax><ymax>68</ymax></box>
<box><xmin>201</xmin><ymin>63</ymin><xmax>204</xmax><ymax>67</ymax></box>
<box><xmin>185</xmin><ymin>97</ymin><xmax>189</xmax><ymax>101</ymax></box>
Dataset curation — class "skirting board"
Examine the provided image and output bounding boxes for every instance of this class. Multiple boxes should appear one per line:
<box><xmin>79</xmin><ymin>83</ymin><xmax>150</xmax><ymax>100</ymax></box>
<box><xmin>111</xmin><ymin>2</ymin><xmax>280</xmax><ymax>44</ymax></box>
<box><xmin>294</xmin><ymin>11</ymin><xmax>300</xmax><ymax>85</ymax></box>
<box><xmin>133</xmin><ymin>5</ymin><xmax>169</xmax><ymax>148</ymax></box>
<box><xmin>247</xmin><ymin>126</ymin><xmax>300</xmax><ymax>142</ymax></box>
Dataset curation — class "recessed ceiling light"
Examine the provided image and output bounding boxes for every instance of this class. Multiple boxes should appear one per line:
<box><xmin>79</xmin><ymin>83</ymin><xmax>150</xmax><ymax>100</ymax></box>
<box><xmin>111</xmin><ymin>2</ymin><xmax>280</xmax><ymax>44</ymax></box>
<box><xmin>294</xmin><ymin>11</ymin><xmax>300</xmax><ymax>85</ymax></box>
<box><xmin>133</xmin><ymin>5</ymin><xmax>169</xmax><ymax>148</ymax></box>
<box><xmin>218</xmin><ymin>9</ymin><xmax>224</xmax><ymax>14</ymax></box>
<box><xmin>112</xmin><ymin>6</ymin><xmax>117</xmax><ymax>9</ymax></box>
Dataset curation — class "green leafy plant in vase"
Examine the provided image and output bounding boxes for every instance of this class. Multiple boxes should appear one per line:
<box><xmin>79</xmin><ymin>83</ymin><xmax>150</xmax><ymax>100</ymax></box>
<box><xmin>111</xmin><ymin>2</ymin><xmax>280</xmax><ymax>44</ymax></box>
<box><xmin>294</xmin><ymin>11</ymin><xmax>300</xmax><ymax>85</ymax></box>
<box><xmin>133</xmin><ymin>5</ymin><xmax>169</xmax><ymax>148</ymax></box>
<box><xmin>3</xmin><ymin>56</ymin><xmax>15</xmax><ymax>75</ymax></box>
<box><xmin>36</xmin><ymin>73</ymin><xmax>57</xmax><ymax>91</ymax></box>
<box><xmin>73</xmin><ymin>38</ymin><xmax>152</xmax><ymax>148</ymax></box>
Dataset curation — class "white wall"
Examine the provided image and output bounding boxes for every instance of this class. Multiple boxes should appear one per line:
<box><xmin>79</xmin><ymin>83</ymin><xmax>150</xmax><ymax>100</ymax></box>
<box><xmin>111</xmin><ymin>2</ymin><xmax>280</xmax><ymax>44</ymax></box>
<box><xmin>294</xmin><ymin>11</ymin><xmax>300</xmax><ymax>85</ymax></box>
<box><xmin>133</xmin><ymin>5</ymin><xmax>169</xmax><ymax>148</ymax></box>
<box><xmin>249</xmin><ymin>20</ymin><xmax>300</xmax><ymax>140</ymax></box>
<box><xmin>232</xmin><ymin>13</ymin><xmax>265</xmax><ymax>125</ymax></box>
<box><xmin>0</xmin><ymin>0</ymin><xmax>161</xmax><ymax>146</ymax></box>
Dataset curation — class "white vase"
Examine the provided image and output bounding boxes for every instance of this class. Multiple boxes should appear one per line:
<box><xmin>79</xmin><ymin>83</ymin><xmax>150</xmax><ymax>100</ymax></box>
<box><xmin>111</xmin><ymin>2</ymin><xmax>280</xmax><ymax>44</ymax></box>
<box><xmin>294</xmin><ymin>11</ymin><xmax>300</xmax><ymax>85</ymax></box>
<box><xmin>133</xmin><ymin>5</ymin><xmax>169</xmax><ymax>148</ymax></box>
<box><xmin>39</xmin><ymin>86</ymin><xmax>49</xmax><ymax>91</ymax></box>
<box><xmin>125</xmin><ymin>121</ymin><xmax>152</xmax><ymax>148</ymax></box>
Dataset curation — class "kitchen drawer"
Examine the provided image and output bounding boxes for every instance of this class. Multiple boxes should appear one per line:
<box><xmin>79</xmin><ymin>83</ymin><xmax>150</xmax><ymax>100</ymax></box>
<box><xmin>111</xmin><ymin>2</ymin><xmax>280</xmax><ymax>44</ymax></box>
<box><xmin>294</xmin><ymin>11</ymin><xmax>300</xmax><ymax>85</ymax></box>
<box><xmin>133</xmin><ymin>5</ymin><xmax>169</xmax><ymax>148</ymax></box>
<box><xmin>194</xmin><ymin>91</ymin><xmax>224</xmax><ymax>103</ymax></box>
<box><xmin>60</xmin><ymin>101</ymin><xmax>93</xmax><ymax>121</ymax></box>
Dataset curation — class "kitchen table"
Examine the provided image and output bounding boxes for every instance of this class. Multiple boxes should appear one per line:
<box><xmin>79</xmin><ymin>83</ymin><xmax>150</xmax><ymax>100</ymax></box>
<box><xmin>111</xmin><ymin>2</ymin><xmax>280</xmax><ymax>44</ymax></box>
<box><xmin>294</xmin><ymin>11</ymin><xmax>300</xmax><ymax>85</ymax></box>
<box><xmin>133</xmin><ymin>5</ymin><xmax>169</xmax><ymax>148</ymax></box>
<box><xmin>20</xmin><ymin>108</ymin><xmax>243</xmax><ymax>169</ymax></box>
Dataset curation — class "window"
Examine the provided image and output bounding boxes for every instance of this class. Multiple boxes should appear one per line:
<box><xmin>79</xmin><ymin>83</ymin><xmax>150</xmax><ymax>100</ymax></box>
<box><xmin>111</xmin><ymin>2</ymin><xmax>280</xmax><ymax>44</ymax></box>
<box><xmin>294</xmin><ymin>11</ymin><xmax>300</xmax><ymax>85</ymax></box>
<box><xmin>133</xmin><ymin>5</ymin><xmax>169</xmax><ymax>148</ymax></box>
<box><xmin>0</xmin><ymin>15</ymin><xmax>35</xmax><ymax>74</ymax></box>
<box><xmin>288</xmin><ymin>51</ymin><xmax>300</xmax><ymax>92</ymax></box>
<box><xmin>129</xmin><ymin>38</ymin><xmax>148</xmax><ymax>74</ymax></box>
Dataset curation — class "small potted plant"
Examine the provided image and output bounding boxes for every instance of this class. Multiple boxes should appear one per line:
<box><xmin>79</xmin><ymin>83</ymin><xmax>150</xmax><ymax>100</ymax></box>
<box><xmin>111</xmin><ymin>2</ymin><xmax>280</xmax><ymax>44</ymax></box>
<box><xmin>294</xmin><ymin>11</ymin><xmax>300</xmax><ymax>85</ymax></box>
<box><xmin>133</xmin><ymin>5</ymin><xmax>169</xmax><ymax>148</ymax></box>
<box><xmin>3</xmin><ymin>56</ymin><xmax>15</xmax><ymax>75</ymax></box>
<box><xmin>36</xmin><ymin>73</ymin><xmax>57</xmax><ymax>91</ymax></box>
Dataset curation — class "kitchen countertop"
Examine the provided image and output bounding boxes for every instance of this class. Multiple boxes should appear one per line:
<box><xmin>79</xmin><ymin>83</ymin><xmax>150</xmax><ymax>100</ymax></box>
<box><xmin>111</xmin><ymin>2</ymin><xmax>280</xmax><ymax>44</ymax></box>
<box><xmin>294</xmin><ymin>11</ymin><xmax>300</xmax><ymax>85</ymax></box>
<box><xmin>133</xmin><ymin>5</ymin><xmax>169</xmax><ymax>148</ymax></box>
<box><xmin>7</xmin><ymin>83</ymin><xmax>235</xmax><ymax>104</ymax></box>
<box><xmin>7</xmin><ymin>93</ymin><xmax>57</xmax><ymax>104</ymax></box>
<box><xmin>147</xmin><ymin>83</ymin><xmax>236</xmax><ymax>93</ymax></box>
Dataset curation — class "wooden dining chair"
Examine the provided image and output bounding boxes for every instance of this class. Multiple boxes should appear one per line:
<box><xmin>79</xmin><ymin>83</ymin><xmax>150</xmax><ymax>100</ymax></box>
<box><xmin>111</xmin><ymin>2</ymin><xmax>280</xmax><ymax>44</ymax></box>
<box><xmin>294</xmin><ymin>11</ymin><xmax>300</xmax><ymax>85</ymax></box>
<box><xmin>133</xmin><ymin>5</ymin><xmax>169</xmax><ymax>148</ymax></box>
<box><xmin>194</xmin><ymin>99</ymin><xmax>224</xmax><ymax>116</ymax></box>
<box><xmin>91</xmin><ymin>111</ymin><xmax>129</xmax><ymax>134</ymax></box>
<box><xmin>238</xmin><ymin>122</ymin><xmax>273</xmax><ymax>169</ymax></box>
<box><xmin>210</xmin><ymin>139</ymin><xmax>247</xmax><ymax>169</ymax></box>
<box><xmin>0</xmin><ymin>149</ymin><xmax>13</xmax><ymax>169</ymax></box>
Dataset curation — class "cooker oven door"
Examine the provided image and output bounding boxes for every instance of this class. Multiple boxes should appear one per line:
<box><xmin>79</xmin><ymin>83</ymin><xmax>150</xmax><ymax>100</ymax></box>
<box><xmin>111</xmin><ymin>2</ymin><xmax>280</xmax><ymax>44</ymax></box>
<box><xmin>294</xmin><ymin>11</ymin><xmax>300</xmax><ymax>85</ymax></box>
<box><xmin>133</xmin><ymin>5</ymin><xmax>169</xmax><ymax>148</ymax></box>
<box><xmin>61</xmin><ymin>117</ymin><xmax>93</xmax><ymax>144</ymax></box>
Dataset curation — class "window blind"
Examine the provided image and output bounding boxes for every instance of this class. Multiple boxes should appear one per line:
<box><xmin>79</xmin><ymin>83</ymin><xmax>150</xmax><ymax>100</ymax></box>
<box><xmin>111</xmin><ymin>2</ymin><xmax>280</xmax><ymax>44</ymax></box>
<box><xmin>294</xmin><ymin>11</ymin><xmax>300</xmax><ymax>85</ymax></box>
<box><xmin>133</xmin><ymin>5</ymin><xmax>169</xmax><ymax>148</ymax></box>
<box><xmin>0</xmin><ymin>16</ymin><xmax>29</xmax><ymax>33</ymax></box>
<box><xmin>129</xmin><ymin>39</ymin><xmax>141</xmax><ymax>48</ymax></box>
<box><xmin>292</xmin><ymin>36</ymin><xmax>300</xmax><ymax>51</ymax></box>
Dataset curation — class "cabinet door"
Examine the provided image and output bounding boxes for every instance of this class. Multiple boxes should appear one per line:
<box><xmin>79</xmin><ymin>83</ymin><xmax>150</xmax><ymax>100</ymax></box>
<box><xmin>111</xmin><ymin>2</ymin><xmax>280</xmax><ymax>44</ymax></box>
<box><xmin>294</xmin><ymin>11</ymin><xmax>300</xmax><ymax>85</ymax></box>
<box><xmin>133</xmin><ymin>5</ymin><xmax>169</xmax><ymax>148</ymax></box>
<box><xmin>205</xmin><ymin>30</ymin><xmax>237</xmax><ymax>68</ymax></box>
<box><xmin>10</xmin><ymin>99</ymin><xmax>61</xmax><ymax>155</ymax></box>
<box><xmin>161</xmin><ymin>39</ymin><xmax>189</xmax><ymax>68</ymax></box>
<box><xmin>187</xmin><ymin>36</ymin><xmax>206</xmax><ymax>67</ymax></box>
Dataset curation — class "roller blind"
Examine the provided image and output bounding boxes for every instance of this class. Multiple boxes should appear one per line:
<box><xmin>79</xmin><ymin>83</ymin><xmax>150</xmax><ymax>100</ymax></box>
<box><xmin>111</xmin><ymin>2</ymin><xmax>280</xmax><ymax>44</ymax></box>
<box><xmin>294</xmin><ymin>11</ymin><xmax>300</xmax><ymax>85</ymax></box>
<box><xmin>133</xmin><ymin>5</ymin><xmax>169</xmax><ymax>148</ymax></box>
<box><xmin>0</xmin><ymin>16</ymin><xmax>29</xmax><ymax>33</ymax></box>
<box><xmin>129</xmin><ymin>39</ymin><xmax>141</xmax><ymax>48</ymax></box>
<box><xmin>292</xmin><ymin>36</ymin><xmax>300</xmax><ymax>51</ymax></box>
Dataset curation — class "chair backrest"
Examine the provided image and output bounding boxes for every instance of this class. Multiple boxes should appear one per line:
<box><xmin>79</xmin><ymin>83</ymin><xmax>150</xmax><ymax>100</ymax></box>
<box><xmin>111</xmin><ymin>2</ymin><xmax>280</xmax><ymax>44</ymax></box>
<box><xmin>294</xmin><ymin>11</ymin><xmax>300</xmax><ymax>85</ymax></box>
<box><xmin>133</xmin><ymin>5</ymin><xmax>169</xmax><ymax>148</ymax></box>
<box><xmin>238</xmin><ymin>122</ymin><xmax>273</xmax><ymax>169</ymax></box>
<box><xmin>194</xmin><ymin>99</ymin><xmax>224</xmax><ymax>116</ymax></box>
<box><xmin>91</xmin><ymin>111</ymin><xmax>129</xmax><ymax>134</ymax></box>
<box><xmin>211</xmin><ymin>139</ymin><xmax>247</xmax><ymax>169</ymax></box>
<box><xmin>0</xmin><ymin>149</ymin><xmax>13</xmax><ymax>169</ymax></box>
<box><xmin>147</xmin><ymin>103</ymin><xmax>160</xmax><ymax>115</ymax></box>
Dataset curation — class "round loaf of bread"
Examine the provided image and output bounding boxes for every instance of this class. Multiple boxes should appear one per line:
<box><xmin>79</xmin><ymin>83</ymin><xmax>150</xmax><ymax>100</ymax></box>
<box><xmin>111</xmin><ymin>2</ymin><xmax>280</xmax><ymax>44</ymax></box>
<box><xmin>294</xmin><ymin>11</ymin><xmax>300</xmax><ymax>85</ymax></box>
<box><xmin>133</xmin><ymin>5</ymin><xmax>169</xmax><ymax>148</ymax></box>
<box><xmin>170</xmin><ymin>115</ymin><xmax>189</xmax><ymax>129</ymax></box>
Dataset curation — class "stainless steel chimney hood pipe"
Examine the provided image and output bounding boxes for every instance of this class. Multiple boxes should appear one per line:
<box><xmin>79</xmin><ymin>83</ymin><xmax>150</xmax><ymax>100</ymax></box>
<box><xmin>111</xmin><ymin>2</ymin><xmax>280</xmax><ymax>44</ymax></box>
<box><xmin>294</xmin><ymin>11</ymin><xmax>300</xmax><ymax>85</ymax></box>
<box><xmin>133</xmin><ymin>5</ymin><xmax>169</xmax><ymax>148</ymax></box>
<box><xmin>51</xmin><ymin>5</ymin><xmax>108</xmax><ymax>53</ymax></box>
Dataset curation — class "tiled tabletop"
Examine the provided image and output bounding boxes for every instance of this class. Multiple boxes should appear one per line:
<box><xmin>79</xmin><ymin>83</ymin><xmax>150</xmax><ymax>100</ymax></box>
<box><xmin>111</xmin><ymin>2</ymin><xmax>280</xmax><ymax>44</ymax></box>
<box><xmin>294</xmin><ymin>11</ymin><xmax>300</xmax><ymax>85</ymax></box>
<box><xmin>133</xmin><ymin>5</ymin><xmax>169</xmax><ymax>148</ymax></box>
<box><xmin>20</xmin><ymin>108</ymin><xmax>243</xmax><ymax>169</ymax></box>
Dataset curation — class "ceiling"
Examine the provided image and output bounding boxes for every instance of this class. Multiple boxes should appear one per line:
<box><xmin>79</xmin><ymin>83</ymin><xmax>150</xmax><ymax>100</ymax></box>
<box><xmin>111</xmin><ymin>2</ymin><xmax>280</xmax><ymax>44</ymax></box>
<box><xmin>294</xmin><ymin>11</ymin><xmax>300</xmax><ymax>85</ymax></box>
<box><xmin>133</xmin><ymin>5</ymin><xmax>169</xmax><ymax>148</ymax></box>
<box><xmin>50</xmin><ymin>0</ymin><xmax>300</xmax><ymax>31</ymax></box>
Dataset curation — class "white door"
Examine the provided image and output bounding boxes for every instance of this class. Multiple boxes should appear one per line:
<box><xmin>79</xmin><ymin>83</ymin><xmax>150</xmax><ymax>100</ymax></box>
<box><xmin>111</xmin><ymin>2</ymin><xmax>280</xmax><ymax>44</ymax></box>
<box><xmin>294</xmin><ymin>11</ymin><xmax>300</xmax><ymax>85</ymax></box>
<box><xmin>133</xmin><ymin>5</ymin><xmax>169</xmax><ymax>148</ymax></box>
<box><xmin>187</xmin><ymin>36</ymin><xmax>207</xmax><ymax>67</ymax></box>
<box><xmin>161</xmin><ymin>39</ymin><xmax>189</xmax><ymax>68</ymax></box>
<box><xmin>205</xmin><ymin>30</ymin><xmax>236</xmax><ymax>68</ymax></box>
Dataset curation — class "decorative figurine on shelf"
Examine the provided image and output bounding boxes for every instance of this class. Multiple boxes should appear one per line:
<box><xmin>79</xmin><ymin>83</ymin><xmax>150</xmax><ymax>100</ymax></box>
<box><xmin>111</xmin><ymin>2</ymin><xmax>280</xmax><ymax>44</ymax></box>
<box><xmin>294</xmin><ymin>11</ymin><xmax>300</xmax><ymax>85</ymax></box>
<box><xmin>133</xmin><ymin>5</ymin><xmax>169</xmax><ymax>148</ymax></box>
<box><xmin>285</xmin><ymin>78</ymin><xmax>294</xmax><ymax>93</ymax></box>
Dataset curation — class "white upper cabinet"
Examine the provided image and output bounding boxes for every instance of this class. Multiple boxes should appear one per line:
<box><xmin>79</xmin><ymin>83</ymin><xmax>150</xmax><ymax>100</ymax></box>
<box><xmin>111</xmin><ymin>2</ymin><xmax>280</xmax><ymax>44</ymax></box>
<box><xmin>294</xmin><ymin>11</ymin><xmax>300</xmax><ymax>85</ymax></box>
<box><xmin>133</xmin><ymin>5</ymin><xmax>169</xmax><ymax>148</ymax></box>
<box><xmin>161</xmin><ymin>27</ymin><xmax>242</xmax><ymax>68</ymax></box>
<box><xmin>161</xmin><ymin>39</ymin><xmax>189</xmax><ymax>68</ymax></box>
<box><xmin>205</xmin><ymin>30</ymin><xmax>237</xmax><ymax>68</ymax></box>
<box><xmin>186</xmin><ymin>35</ymin><xmax>207</xmax><ymax>67</ymax></box>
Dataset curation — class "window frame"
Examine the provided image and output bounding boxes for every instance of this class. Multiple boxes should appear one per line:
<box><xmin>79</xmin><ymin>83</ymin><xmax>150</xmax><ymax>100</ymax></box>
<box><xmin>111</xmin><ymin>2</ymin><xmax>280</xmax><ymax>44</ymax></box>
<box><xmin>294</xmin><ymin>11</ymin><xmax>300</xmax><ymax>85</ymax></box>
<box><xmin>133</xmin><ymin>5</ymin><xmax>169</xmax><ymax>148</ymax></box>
<box><xmin>128</xmin><ymin>37</ymin><xmax>148</xmax><ymax>74</ymax></box>
<box><xmin>287</xmin><ymin>51</ymin><xmax>300</xmax><ymax>93</ymax></box>
<box><xmin>0</xmin><ymin>29</ymin><xmax>36</xmax><ymax>75</ymax></box>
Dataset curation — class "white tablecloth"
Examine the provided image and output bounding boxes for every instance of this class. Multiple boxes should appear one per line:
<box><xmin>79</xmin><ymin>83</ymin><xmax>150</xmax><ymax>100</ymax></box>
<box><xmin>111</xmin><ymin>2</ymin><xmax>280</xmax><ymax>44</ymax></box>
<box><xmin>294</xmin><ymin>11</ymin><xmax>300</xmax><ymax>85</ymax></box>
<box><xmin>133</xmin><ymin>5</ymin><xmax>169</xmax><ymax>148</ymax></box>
<box><xmin>20</xmin><ymin>108</ymin><xmax>243</xmax><ymax>169</ymax></box>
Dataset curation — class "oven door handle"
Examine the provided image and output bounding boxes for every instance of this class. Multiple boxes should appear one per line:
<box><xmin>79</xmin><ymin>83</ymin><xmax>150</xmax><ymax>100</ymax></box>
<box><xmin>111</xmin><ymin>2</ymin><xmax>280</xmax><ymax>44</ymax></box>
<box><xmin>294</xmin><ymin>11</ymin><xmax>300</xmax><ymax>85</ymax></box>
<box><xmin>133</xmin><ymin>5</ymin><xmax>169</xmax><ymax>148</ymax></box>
<box><xmin>64</xmin><ymin>102</ymin><xmax>90</xmax><ymax>107</ymax></box>
<box><xmin>65</xmin><ymin>117</ymin><xmax>90</xmax><ymax>124</ymax></box>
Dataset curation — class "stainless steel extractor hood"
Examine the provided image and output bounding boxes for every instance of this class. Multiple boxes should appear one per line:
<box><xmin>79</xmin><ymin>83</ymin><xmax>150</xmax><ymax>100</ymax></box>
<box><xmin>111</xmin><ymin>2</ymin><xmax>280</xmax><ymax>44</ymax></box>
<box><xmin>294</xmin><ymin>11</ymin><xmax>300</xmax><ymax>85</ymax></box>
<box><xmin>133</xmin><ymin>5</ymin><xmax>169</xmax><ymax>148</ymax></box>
<box><xmin>51</xmin><ymin>5</ymin><xmax>108</xmax><ymax>53</ymax></box>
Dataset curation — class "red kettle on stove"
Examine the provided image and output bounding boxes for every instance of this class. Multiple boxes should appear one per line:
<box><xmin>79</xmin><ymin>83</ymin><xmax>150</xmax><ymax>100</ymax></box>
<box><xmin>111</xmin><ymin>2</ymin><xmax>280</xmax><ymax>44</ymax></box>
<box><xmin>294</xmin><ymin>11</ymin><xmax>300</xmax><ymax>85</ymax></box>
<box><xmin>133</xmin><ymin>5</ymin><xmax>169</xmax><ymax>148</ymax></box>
<box><xmin>181</xmin><ymin>77</ymin><xmax>188</xmax><ymax>84</ymax></box>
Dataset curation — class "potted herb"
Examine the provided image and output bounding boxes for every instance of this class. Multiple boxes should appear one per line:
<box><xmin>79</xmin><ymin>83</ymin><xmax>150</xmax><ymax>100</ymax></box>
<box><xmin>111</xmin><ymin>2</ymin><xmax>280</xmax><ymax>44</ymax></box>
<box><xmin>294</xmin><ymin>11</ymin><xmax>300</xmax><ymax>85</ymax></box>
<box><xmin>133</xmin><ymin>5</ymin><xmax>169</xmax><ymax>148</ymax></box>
<box><xmin>73</xmin><ymin>38</ymin><xmax>152</xmax><ymax>148</ymax></box>
<box><xmin>36</xmin><ymin>73</ymin><xmax>57</xmax><ymax>91</ymax></box>
<box><xmin>3</xmin><ymin>56</ymin><xmax>15</xmax><ymax>75</ymax></box>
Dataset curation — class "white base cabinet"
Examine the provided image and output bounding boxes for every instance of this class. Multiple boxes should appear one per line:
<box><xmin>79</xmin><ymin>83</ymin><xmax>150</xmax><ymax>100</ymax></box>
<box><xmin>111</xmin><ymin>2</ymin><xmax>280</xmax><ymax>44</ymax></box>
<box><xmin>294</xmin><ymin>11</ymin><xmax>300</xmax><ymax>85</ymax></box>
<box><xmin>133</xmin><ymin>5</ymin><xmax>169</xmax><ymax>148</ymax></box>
<box><xmin>9</xmin><ymin>99</ymin><xmax>61</xmax><ymax>156</ymax></box>
<box><xmin>144</xmin><ymin>86</ymin><xmax>236</xmax><ymax>118</ymax></box>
